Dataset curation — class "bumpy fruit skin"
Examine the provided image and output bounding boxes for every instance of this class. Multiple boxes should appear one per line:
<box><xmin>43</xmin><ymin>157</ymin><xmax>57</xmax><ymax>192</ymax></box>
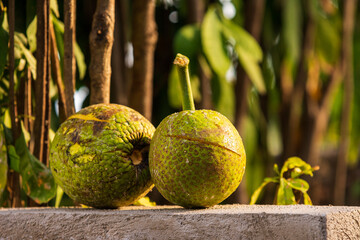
<box><xmin>50</xmin><ymin>104</ymin><xmax>155</xmax><ymax>208</ymax></box>
<box><xmin>149</xmin><ymin>110</ymin><xmax>246</xmax><ymax>208</ymax></box>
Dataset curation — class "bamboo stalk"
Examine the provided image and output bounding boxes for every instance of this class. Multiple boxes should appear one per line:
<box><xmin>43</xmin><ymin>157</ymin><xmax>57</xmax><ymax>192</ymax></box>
<box><xmin>7</xmin><ymin>0</ymin><xmax>22</xmax><ymax>208</ymax></box>
<box><xmin>50</xmin><ymin>21</ymin><xmax>69</xmax><ymax>122</ymax></box>
<box><xmin>334</xmin><ymin>0</ymin><xmax>357</xmax><ymax>205</ymax></box>
<box><xmin>34</xmin><ymin>0</ymin><xmax>51</xmax><ymax>165</ymax></box>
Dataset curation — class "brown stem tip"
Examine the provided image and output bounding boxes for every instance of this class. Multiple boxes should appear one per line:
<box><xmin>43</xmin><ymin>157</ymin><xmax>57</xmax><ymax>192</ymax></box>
<box><xmin>173</xmin><ymin>53</ymin><xmax>189</xmax><ymax>67</ymax></box>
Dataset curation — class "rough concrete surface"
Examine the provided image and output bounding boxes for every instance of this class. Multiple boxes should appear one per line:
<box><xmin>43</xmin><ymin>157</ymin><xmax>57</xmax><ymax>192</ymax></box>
<box><xmin>0</xmin><ymin>204</ymin><xmax>359</xmax><ymax>240</ymax></box>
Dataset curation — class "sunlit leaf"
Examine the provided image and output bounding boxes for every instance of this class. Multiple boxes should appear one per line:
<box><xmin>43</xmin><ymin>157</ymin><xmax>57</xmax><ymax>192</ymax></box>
<box><xmin>132</xmin><ymin>196</ymin><xmax>156</xmax><ymax>207</ymax></box>
<box><xmin>281</xmin><ymin>157</ymin><xmax>314</xmax><ymax>178</ymax></box>
<box><xmin>0</xmin><ymin>125</ymin><xmax>7</xmax><ymax>198</ymax></box>
<box><xmin>201</xmin><ymin>7</ymin><xmax>231</xmax><ymax>78</ymax></box>
<box><xmin>50</xmin><ymin>0</ymin><xmax>60</xmax><ymax>17</ymax></box>
<box><xmin>221</xmin><ymin>18</ymin><xmax>262</xmax><ymax>61</ymax></box>
<box><xmin>287</xmin><ymin>178</ymin><xmax>309</xmax><ymax>193</ymax></box>
<box><xmin>273</xmin><ymin>164</ymin><xmax>280</xmax><ymax>176</ymax></box>
<box><xmin>236</xmin><ymin>45</ymin><xmax>266</xmax><ymax>94</ymax></box>
<box><xmin>303</xmin><ymin>192</ymin><xmax>313</xmax><ymax>205</ymax></box>
<box><xmin>250</xmin><ymin>177</ymin><xmax>279</xmax><ymax>204</ymax></box>
<box><xmin>15</xmin><ymin>133</ymin><xmax>56</xmax><ymax>203</ymax></box>
<box><xmin>14</xmin><ymin>35</ymin><xmax>36</xmax><ymax>79</ymax></box>
<box><xmin>7</xmin><ymin>145</ymin><xmax>20</xmax><ymax>172</ymax></box>
<box><xmin>212</xmin><ymin>76</ymin><xmax>235</xmax><ymax>121</ymax></box>
<box><xmin>55</xmin><ymin>185</ymin><xmax>64</xmax><ymax>208</ymax></box>
<box><xmin>26</xmin><ymin>16</ymin><xmax>37</xmax><ymax>53</ymax></box>
<box><xmin>277</xmin><ymin>178</ymin><xmax>296</xmax><ymax>205</ymax></box>
<box><xmin>0</xmin><ymin>11</ymin><xmax>8</xmax><ymax>78</ymax></box>
<box><xmin>75</xmin><ymin>43</ymin><xmax>86</xmax><ymax>80</ymax></box>
<box><xmin>267</xmin><ymin>118</ymin><xmax>283</xmax><ymax>157</ymax></box>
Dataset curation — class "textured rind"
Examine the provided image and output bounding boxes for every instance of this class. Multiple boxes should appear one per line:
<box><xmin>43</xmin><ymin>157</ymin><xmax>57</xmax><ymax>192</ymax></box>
<box><xmin>50</xmin><ymin>104</ymin><xmax>155</xmax><ymax>208</ymax></box>
<box><xmin>149</xmin><ymin>110</ymin><xmax>246</xmax><ymax>208</ymax></box>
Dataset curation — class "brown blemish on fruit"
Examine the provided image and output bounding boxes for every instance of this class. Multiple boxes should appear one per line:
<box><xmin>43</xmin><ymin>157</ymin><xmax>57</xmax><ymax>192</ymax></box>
<box><xmin>71</xmin><ymin>130</ymin><xmax>80</xmax><ymax>143</ymax></box>
<box><xmin>165</xmin><ymin>134</ymin><xmax>242</xmax><ymax>158</ymax></box>
<box><xmin>96</xmin><ymin>109</ymin><xmax>118</xmax><ymax>120</ymax></box>
<box><xmin>93</xmin><ymin>121</ymin><xmax>107</xmax><ymax>135</ymax></box>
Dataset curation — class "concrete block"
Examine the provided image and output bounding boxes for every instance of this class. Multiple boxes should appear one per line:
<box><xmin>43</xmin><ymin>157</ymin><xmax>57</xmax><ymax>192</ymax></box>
<box><xmin>0</xmin><ymin>205</ymin><xmax>359</xmax><ymax>239</ymax></box>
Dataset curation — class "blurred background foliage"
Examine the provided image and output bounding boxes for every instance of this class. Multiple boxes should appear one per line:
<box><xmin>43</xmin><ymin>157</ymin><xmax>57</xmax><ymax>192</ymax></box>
<box><xmin>0</xmin><ymin>0</ymin><xmax>359</xmax><ymax>207</ymax></box>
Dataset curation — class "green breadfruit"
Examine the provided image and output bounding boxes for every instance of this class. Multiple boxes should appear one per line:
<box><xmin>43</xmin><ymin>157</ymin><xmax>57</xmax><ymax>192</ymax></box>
<box><xmin>50</xmin><ymin>103</ymin><xmax>155</xmax><ymax>208</ymax></box>
<box><xmin>149</xmin><ymin>110</ymin><xmax>246</xmax><ymax>208</ymax></box>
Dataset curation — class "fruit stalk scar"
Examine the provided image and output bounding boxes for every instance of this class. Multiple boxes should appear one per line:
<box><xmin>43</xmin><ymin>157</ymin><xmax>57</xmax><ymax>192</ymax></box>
<box><xmin>174</xmin><ymin>53</ymin><xmax>195</xmax><ymax>111</ymax></box>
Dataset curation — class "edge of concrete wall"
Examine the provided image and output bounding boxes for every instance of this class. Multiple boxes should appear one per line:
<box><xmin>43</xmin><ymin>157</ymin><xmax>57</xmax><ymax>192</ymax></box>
<box><xmin>0</xmin><ymin>204</ymin><xmax>359</xmax><ymax>239</ymax></box>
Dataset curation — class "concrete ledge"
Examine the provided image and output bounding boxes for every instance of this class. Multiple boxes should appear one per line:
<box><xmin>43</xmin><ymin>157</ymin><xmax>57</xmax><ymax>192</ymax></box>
<box><xmin>0</xmin><ymin>205</ymin><xmax>359</xmax><ymax>239</ymax></box>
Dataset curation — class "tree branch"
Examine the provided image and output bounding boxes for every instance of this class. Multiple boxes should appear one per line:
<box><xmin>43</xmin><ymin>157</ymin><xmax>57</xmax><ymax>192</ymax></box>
<box><xmin>63</xmin><ymin>0</ymin><xmax>76</xmax><ymax>115</ymax></box>
<box><xmin>89</xmin><ymin>0</ymin><xmax>115</xmax><ymax>105</ymax></box>
<box><xmin>129</xmin><ymin>0</ymin><xmax>158</xmax><ymax>120</ymax></box>
<box><xmin>50</xmin><ymin>21</ymin><xmax>69</xmax><ymax>122</ymax></box>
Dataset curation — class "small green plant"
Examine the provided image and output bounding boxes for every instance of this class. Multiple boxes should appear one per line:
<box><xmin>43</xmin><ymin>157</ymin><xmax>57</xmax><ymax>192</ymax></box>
<box><xmin>250</xmin><ymin>157</ymin><xmax>319</xmax><ymax>205</ymax></box>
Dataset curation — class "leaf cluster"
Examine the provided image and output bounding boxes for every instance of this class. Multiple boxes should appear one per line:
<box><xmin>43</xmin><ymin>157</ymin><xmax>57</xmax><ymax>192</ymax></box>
<box><xmin>250</xmin><ymin>157</ymin><xmax>319</xmax><ymax>205</ymax></box>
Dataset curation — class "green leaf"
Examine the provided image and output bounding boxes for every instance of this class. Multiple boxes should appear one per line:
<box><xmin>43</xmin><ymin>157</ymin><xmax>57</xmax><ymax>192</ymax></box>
<box><xmin>273</xmin><ymin>164</ymin><xmax>280</xmax><ymax>176</ymax></box>
<box><xmin>75</xmin><ymin>43</ymin><xmax>87</xmax><ymax>80</ymax></box>
<box><xmin>7</xmin><ymin>145</ymin><xmax>20</xmax><ymax>172</ymax></box>
<box><xmin>15</xmin><ymin>133</ymin><xmax>56</xmax><ymax>204</ymax></box>
<box><xmin>283</xmin><ymin>0</ymin><xmax>302</xmax><ymax>64</ymax></box>
<box><xmin>0</xmin><ymin>11</ymin><xmax>9</xmax><ymax>78</ymax></box>
<box><xmin>51</xmin><ymin>14</ymin><xmax>87</xmax><ymax>80</ymax></box>
<box><xmin>211</xmin><ymin>75</ymin><xmax>235</xmax><ymax>121</ymax></box>
<box><xmin>250</xmin><ymin>177</ymin><xmax>278</xmax><ymax>204</ymax></box>
<box><xmin>0</xmin><ymin>125</ymin><xmax>7</xmax><ymax>197</ymax></box>
<box><xmin>132</xmin><ymin>196</ymin><xmax>156</xmax><ymax>207</ymax></box>
<box><xmin>174</xmin><ymin>24</ymin><xmax>201</xmax><ymax>57</ymax></box>
<box><xmin>201</xmin><ymin>7</ymin><xmax>231</xmax><ymax>78</ymax></box>
<box><xmin>222</xmin><ymin>11</ymin><xmax>266</xmax><ymax>93</ymax></box>
<box><xmin>262</xmin><ymin>53</ymin><xmax>275</xmax><ymax>90</ymax></box>
<box><xmin>55</xmin><ymin>185</ymin><xmax>64</xmax><ymax>208</ymax></box>
<box><xmin>26</xmin><ymin>16</ymin><xmax>37</xmax><ymax>53</ymax></box>
<box><xmin>315</xmin><ymin>16</ymin><xmax>340</xmax><ymax>64</ymax></box>
<box><xmin>267</xmin><ymin>118</ymin><xmax>283</xmax><ymax>158</ymax></box>
<box><xmin>50</xmin><ymin>0</ymin><xmax>60</xmax><ymax>17</ymax></box>
<box><xmin>236</xmin><ymin>45</ymin><xmax>266</xmax><ymax>94</ymax></box>
<box><xmin>281</xmin><ymin>157</ymin><xmax>314</xmax><ymax>178</ymax></box>
<box><xmin>287</xmin><ymin>178</ymin><xmax>309</xmax><ymax>193</ymax></box>
<box><xmin>221</xmin><ymin>18</ymin><xmax>262</xmax><ymax>61</ymax></box>
<box><xmin>14</xmin><ymin>35</ymin><xmax>36</xmax><ymax>79</ymax></box>
<box><xmin>277</xmin><ymin>178</ymin><xmax>296</xmax><ymax>205</ymax></box>
<box><xmin>303</xmin><ymin>192</ymin><xmax>313</xmax><ymax>205</ymax></box>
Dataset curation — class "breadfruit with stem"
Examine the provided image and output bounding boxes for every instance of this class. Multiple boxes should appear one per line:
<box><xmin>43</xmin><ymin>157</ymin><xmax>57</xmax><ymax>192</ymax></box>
<box><xmin>149</xmin><ymin>54</ymin><xmax>246</xmax><ymax>208</ymax></box>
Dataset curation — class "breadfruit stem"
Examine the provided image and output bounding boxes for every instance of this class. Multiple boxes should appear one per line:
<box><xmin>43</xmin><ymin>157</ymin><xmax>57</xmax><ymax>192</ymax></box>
<box><xmin>174</xmin><ymin>53</ymin><xmax>195</xmax><ymax>111</ymax></box>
